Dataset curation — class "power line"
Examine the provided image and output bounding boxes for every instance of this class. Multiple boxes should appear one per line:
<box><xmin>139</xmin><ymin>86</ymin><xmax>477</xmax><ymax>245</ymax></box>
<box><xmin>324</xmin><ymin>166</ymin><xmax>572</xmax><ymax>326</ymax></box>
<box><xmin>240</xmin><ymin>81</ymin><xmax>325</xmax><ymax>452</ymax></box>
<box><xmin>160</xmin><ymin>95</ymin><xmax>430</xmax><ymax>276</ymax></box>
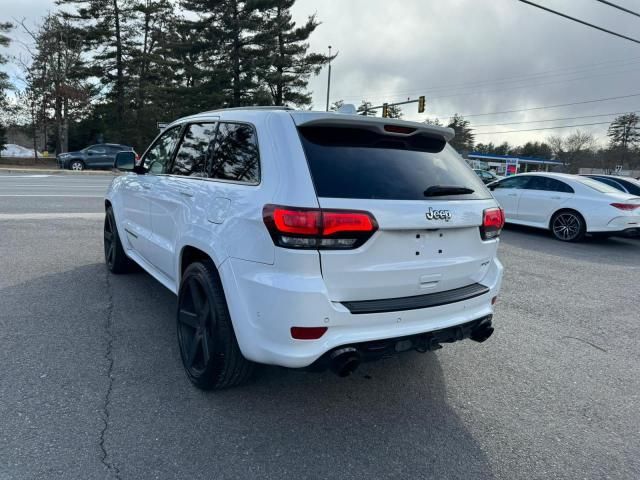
<box><xmin>339</xmin><ymin>59</ymin><xmax>640</xmax><ymax>100</ymax></box>
<box><xmin>594</xmin><ymin>0</ymin><xmax>640</xmax><ymax>19</ymax></box>
<box><xmin>424</xmin><ymin>66</ymin><xmax>640</xmax><ymax>102</ymax></box>
<box><xmin>517</xmin><ymin>0</ymin><xmax>640</xmax><ymax>45</ymax></box>
<box><xmin>432</xmin><ymin>92</ymin><xmax>640</xmax><ymax>119</ymax></box>
<box><xmin>474</xmin><ymin>110</ymin><xmax>639</xmax><ymax>127</ymax></box>
<box><xmin>476</xmin><ymin>121</ymin><xmax>612</xmax><ymax>135</ymax></box>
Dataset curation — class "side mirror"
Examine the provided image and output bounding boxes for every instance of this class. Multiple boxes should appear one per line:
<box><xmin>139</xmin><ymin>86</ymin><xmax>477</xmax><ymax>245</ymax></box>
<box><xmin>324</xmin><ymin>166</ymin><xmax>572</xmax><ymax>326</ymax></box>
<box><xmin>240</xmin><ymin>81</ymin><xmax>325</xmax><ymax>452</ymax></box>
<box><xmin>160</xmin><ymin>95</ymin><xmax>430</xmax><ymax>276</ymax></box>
<box><xmin>114</xmin><ymin>151</ymin><xmax>136</xmax><ymax>171</ymax></box>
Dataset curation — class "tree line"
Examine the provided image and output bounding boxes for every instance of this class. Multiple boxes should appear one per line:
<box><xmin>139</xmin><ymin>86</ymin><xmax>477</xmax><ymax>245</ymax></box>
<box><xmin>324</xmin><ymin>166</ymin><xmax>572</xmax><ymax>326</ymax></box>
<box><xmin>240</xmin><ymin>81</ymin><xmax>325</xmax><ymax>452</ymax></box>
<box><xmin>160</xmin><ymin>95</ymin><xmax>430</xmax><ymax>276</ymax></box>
<box><xmin>0</xmin><ymin>0</ymin><xmax>331</xmax><ymax>154</ymax></box>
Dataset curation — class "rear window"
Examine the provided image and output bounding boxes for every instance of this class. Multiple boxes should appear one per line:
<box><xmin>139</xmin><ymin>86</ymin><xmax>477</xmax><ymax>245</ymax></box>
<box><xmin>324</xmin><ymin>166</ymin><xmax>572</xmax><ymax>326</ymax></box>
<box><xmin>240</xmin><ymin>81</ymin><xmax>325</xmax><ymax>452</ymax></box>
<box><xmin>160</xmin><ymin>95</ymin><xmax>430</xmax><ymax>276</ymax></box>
<box><xmin>298</xmin><ymin>126</ymin><xmax>490</xmax><ymax>200</ymax></box>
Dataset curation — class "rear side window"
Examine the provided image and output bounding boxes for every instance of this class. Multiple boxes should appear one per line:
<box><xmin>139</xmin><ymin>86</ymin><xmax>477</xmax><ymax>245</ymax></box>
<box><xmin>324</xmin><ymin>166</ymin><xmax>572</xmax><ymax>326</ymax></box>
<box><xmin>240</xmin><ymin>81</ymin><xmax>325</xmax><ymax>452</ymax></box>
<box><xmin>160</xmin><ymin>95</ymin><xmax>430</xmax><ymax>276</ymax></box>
<box><xmin>298</xmin><ymin>126</ymin><xmax>489</xmax><ymax>200</ymax></box>
<box><xmin>171</xmin><ymin>123</ymin><xmax>216</xmax><ymax>177</ymax></box>
<box><xmin>210</xmin><ymin>123</ymin><xmax>260</xmax><ymax>184</ymax></box>
<box><xmin>525</xmin><ymin>176</ymin><xmax>574</xmax><ymax>193</ymax></box>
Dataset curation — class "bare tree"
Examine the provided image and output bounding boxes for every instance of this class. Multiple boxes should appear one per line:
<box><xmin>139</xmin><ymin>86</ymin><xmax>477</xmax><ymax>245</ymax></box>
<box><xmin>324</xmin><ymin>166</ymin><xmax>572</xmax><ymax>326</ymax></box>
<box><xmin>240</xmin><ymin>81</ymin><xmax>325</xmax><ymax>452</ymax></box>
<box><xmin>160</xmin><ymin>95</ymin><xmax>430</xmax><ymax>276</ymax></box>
<box><xmin>547</xmin><ymin>130</ymin><xmax>596</xmax><ymax>172</ymax></box>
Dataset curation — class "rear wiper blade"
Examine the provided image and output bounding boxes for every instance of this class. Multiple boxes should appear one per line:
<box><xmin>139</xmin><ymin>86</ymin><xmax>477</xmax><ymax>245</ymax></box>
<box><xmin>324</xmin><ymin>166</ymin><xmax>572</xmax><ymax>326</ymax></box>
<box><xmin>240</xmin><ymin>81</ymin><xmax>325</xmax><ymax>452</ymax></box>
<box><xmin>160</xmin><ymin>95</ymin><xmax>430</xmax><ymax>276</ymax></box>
<box><xmin>424</xmin><ymin>185</ymin><xmax>475</xmax><ymax>197</ymax></box>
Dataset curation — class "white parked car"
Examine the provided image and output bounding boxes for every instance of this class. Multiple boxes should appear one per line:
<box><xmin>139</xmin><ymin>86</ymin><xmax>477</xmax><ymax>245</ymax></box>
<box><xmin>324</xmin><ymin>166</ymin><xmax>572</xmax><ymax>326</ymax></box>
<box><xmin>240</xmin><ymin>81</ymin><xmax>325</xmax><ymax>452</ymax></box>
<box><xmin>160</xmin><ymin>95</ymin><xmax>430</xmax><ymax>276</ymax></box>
<box><xmin>104</xmin><ymin>107</ymin><xmax>504</xmax><ymax>390</ymax></box>
<box><xmin>488</xmin><ymin>172</ymin><xmax>640</xmax><ymax>241</ymax></box>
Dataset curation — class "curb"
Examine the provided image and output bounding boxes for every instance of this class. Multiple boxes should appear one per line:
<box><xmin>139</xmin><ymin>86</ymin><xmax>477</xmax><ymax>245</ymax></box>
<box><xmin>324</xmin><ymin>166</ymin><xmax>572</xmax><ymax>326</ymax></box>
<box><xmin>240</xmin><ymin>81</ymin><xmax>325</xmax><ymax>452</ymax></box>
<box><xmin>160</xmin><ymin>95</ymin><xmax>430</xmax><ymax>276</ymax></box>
<box><xmin>0</xmin><ymin>167</ymin><xmax>120</xmax><ymax>176</ymax></box>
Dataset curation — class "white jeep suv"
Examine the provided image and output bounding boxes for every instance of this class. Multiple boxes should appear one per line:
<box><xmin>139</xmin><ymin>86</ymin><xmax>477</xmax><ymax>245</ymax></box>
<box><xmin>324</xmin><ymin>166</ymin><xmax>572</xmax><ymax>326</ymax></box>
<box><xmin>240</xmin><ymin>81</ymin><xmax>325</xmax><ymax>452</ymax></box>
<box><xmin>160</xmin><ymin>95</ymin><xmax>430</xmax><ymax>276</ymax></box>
<box><xmin>104</xmin><ymin>107</ymin><xmax>504</xmax><ymax>390</ymax></box>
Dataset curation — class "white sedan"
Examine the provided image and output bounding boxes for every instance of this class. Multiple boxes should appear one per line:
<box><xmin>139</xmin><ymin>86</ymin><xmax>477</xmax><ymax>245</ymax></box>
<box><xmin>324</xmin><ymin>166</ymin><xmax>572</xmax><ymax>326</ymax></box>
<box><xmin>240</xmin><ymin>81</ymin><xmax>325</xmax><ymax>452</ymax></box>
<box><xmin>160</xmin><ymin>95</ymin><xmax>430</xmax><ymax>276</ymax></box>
<box><xmin>487</xmin><ymin>172</ymin><xmax>640</xmax><ymax>241</ymax></box>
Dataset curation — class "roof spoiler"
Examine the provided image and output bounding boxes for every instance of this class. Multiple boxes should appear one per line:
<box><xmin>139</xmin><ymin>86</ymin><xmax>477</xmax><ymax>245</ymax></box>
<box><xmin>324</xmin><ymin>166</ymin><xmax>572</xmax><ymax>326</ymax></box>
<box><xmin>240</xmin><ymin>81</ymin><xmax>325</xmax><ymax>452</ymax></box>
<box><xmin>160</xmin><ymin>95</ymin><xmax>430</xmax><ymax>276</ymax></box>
<box><xmin>289</xmin><ymin>112</ymin><xmax>455</xmax><ymax>142</ymax></box>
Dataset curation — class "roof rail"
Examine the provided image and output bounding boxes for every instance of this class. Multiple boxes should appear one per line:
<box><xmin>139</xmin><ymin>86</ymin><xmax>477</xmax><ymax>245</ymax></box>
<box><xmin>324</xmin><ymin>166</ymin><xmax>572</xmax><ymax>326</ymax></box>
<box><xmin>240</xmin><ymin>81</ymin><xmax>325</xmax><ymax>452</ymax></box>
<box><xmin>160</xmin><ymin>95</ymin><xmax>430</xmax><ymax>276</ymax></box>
<box><xmin>201</xmin><ymin>106</ymin><xmax>296</xmax><ymax>114</ymax></box>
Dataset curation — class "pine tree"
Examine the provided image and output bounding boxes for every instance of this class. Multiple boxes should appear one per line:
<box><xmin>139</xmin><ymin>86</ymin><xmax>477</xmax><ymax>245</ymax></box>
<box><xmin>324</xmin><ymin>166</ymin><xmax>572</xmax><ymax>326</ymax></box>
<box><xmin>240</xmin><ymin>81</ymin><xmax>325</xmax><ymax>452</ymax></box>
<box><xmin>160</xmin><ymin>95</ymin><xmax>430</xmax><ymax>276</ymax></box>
<box><xmin>257</xmin><ymin>0</ymin><xmax>330</xmax><ymax>107</ymax></box>
<box><xmin>57</xmin><ymin>0</ymin><xmax>135</xmax><ymax>141</ymax></box>
<box><xmin>330</xmin><ymin>100</ymin><xmax>344</xmax><ymax>111</ymax></box>
<box><xmin>181</xmin><ymin>0</ymin><xmax>270</xmax><ymax>107</ymax></box>
<box><xmin>386</xmin><ymin>104</ymin><xmax>403</xmax><ymax>119</ymax></box>
<box><xmin>21</xmin><ymin>14</ymin><xmax>89</xmax><ymax>153</ymax></box>
<box><xmin>423</xmin><ymin>118</ymin><xmax>442</xmax><ymax>126</ymax></box>
<box><xmin>357</xmin><ymin>100</ymin><xmax>377</xmax><ymax>116</ymax></box>
<box><xmin>447</xmin><ymin>114</ymin><xmax>475</xmax><ymax>153</ymax></box>
<box><xmin>127</xmin><ymin>0</ymin><xmax>180</xmax><ymax>148</ymax></box>
<box><xmin>607</xmin><ymin>114</ymin><xmax>640</xmax><ymax>166</ymax></box>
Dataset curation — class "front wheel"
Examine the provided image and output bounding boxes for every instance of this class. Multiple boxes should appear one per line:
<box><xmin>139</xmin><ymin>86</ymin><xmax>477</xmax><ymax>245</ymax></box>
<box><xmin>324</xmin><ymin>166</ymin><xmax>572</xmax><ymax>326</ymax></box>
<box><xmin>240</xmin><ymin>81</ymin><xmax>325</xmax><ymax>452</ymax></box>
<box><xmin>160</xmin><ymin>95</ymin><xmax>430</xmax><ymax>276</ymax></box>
<box><xmin>177</xmin><ymin>260</ymin><xmax>255</xmax><ymax>390</ymax></box>
<box><xmin>69</xmin><ymin>160</ymin><xmax>85</xmax><ymax>171</ymax></box>
<box><xmin>551</xmin><ymin>210</ymin><xmax>586</xmax><ymax>242</ymax></box>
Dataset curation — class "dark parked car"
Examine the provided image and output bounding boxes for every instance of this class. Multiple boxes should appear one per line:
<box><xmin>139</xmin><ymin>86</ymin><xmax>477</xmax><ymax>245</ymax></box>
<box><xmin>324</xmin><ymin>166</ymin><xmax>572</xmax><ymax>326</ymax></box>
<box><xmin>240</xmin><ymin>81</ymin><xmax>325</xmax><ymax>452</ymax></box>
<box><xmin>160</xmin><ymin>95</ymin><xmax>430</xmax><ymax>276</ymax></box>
<box><xmin>57</xmin><ymin>144</ymin><xmax>135</xmax><ymax>171</ymax></box>
<box><xmin>581</xmin><ymin>174</ymin><xmax>640</xmax><ymax>196</ymax></box>
<box><xmin>474</xmin><ymin>168</ymin><xmax>502</xmax><ymax>184</ymax></box>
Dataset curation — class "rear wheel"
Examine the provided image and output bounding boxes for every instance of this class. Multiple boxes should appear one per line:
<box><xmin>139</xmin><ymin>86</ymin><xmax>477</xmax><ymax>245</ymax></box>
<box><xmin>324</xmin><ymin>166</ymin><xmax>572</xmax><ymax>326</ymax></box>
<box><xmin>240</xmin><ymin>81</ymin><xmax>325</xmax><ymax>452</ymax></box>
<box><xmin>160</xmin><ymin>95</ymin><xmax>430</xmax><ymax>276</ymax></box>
<box><xmin>104</xmin><ymin>208</ymin><xmax>132</xmax><ymax>273</ymax></box>
<box><xmin>551</xmin><ymin>210</ymin><xmax>586</xmax><ymax>242</ymax></box>
<box><xmin>69</xmin><ymin>160</ymin><xmax>84</xmax><ymax>171</ymax></box>
<box><xmin>177</xmin><ymin>260</ymin><xmax>255</xmax><ymax>390</ymax></box>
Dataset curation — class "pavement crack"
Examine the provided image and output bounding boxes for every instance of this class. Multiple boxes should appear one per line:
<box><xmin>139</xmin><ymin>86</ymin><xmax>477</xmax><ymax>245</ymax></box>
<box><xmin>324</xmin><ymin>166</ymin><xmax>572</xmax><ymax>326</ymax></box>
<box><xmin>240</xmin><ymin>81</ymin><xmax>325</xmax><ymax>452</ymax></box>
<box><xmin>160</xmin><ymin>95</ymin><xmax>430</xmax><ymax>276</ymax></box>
<box><xmin>99</xmin><ymin>269</ymin><xmax>122</xmax><ymax>480</ymax></box>
<box><xmin>562</xmin><ymin>335</ymin><xmax>608</xmax><ymax>353</ymax></box>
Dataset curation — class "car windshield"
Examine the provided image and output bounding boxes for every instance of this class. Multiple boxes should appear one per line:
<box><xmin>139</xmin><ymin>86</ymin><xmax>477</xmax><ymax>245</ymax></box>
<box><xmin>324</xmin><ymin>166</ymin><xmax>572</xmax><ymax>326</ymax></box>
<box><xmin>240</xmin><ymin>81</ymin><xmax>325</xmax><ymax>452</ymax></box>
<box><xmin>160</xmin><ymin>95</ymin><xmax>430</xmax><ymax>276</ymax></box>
<box><xmin>576</xmin><ymin>176</ymin><xmax>622</xmax><ymax>194</ymax></box>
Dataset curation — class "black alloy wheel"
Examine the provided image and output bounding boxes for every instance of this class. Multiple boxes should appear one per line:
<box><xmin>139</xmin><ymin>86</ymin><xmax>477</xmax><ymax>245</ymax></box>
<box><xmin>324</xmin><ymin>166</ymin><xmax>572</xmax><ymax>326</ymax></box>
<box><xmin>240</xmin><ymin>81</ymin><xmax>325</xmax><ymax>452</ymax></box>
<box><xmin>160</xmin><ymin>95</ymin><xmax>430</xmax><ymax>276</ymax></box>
<box><xmin>104</xmin><ymin>208</ymin><xmax>131</xmax><ymax>273</ymax></box>
<box><xmin>177</xmin><ymin>260</ymin><xmax>254</xmax><ymax>390</ymax></box>
<box><xmin>551</xmin><ymin>211</ymin><xmax>585</xmax><ymax>242</ymax></box>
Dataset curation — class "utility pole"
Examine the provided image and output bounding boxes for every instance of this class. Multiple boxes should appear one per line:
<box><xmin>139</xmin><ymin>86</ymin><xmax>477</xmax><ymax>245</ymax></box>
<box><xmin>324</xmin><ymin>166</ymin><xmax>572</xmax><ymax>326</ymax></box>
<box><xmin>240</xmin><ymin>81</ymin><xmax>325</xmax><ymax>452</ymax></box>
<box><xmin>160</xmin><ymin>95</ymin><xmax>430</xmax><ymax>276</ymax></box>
<box><xmin>325</xmin><ymin>46</ymin><xmax>332</xmax><ymax>112</ymax></box>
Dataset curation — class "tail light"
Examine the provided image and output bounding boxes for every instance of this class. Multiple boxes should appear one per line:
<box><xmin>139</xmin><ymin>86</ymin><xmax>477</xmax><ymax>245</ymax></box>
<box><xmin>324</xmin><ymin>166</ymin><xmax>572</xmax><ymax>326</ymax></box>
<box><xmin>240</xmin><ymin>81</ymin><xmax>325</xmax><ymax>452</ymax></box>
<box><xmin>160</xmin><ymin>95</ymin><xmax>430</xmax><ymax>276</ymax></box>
<box><xmin>263</xmin><ymin>204</ymin><xmax>378</xmax><ymax>249</ymax></box>
<box><xmin>611</xmin><ymin>203</ymin><xmax>640</xmax><ymax>211</ymax></box>
<box><xmin>480</xmin><ymin>207</ymin><xmax>505</xmax><ymax>240</ymax></box>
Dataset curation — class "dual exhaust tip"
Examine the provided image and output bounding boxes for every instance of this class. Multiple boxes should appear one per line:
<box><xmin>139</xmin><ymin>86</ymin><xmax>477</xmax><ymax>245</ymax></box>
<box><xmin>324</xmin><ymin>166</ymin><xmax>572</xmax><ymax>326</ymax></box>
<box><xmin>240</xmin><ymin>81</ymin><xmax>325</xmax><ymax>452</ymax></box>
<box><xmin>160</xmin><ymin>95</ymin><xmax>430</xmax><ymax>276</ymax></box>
<box><xmin>327</xmin><ymin>321</ymin><xmax>494</xmax><ymax>377</ymax></box>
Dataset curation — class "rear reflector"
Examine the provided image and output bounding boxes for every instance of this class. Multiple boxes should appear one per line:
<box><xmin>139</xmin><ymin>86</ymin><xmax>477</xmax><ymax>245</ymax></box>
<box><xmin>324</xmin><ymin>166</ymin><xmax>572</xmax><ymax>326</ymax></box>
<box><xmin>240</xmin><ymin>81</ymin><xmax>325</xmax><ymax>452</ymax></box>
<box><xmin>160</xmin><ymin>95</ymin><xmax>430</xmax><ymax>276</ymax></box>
<box><xmin>611</xmin><ymin>203</ymin><xmax>640</xmax><ymax>211</ymax></box>
<box><xmin>291</xmin><ymin>327</ymin><xmax>328</xmax><ymax>340</ymax></box>
<box><xmin>263</xmin><ymin>204</ymin><xmax>378</xmax><ymax>249</ymax></box>
<box><xmin>480</xmin><ymin>207</ymin><xmax>505</xmax><ymax>240</ymax></box>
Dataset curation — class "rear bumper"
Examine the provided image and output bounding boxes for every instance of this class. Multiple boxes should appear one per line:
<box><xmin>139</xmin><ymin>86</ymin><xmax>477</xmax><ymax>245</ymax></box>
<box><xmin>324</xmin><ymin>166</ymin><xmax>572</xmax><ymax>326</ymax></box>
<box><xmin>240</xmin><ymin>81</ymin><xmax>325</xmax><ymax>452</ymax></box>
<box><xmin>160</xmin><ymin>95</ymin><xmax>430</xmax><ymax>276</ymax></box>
<box><xmin>589</xmin><ymin>215</ymin><xmax>640</xmax><ymax>233</ymax></box>
<box><xmin>221</xmin><ymin>256</ymin><xmax>503</xmax><ymax>368</ymax></box>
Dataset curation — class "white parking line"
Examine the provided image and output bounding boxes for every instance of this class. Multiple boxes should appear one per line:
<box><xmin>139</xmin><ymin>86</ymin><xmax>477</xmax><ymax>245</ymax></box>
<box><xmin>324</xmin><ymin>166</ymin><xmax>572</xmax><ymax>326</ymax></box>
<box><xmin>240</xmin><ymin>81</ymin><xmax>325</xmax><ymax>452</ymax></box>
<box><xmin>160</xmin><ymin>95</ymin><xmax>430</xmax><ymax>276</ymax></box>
<box><xmin>0</xmin><ymin>194</ymin><xmax>103</xmax><ymax>197</ymax></box>
<box><xmin>0</xmin><ymin>175</ymin><xmax>52</xmax><ymax>178</ymax></box>
<box><xmin>0</xmin><ymin>213</ymin><xmax>104</xmax><ymax>220</ymax></box>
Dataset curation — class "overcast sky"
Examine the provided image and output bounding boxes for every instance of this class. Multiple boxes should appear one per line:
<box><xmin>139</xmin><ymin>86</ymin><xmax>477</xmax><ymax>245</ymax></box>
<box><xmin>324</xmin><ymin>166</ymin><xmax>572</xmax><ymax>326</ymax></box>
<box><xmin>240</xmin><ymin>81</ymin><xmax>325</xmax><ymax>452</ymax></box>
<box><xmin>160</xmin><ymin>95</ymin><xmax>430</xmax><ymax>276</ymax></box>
<box><xmin>2</xmin><ymin>0</ymin><xmax>640</xmax><ymax>147</ymax></box>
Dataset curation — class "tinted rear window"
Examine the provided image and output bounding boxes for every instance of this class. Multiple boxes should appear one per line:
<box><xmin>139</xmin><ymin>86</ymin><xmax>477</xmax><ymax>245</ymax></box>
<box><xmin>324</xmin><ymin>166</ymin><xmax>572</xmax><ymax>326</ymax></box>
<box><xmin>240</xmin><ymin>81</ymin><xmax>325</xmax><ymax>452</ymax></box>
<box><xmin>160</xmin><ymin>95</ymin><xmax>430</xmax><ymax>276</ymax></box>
<box><xmin>298</xmin><ymin>126</ymin><xmax>490</xmax><ymax>200</ymax></box>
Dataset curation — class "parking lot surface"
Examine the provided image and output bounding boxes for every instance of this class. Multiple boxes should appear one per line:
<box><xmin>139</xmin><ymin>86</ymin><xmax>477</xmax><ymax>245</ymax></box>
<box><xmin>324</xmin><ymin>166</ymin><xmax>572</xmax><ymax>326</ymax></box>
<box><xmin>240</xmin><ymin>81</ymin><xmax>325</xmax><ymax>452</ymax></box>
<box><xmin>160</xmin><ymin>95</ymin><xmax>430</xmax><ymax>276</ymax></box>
<box><xmin>1</xmin><ymin>173</ymin><xmax>639</xmax><ymax>479</ymax></box>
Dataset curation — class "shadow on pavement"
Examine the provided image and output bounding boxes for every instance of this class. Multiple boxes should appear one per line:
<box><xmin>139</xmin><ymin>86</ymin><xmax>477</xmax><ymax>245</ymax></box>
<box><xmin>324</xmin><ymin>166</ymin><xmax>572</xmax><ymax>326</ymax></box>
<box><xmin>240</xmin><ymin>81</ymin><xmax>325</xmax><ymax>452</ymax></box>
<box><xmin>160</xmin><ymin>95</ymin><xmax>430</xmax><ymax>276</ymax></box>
<box><xmin>0</xmin><ymin>263</ymin><xmax>496</xmax><ymax>479</ymax></box>
<box><xmin>501</xmin><ymin>223</ymin><xmax>639</xmax><ymax>266</ymax></box>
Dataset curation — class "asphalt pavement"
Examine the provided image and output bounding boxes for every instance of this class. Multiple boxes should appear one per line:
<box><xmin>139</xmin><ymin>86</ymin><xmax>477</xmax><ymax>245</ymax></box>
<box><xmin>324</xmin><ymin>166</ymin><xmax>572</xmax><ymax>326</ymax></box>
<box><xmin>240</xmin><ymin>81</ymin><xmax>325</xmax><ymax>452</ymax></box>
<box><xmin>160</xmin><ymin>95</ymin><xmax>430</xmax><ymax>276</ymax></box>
<box><xmin>0</xmin><ymin>173</ymin><xmax>639</xmax><ymax>479</ymax></box>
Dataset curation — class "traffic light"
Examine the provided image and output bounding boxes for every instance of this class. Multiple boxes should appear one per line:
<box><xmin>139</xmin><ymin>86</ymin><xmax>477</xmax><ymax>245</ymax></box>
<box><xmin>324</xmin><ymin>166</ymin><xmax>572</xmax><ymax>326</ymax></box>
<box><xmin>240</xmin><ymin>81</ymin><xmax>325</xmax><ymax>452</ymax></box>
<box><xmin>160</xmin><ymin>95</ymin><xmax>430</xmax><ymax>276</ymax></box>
<box><xmin>418</xmin><ymin>96</ymin><xmax>426</xmax><ymax>113</ymax></box>
<box><xmin>382</xmin><ymin>103</ymin><xmax>389</xmax><ymax>118</ymax></box>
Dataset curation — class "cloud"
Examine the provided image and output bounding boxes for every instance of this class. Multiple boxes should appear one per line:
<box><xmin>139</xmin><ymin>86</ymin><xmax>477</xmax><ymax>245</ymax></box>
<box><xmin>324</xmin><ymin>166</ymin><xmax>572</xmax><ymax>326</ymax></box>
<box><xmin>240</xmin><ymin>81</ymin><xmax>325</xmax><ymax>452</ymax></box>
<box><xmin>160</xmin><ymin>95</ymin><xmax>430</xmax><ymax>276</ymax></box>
<box><xmin>3</xmin><ymin>0</ymin><xmax>639</xmax><ymax>146</ymax></box>
<box><xmin>293</xmin><ymin>0</ymin><xmax>640</xmax><ymax>145</ymax></box>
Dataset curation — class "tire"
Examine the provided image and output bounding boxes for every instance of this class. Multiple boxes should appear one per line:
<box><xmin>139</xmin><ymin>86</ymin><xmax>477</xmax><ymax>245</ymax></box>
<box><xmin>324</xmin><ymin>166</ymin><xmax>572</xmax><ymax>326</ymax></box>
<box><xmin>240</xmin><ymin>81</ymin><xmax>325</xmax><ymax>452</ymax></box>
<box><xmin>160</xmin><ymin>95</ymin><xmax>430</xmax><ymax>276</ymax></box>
<box><xmin>104</xmin><ymin>207</ymin><xmax>132</xmax><ymax>273</ymax></box>
<box><xmin>177</xmin><ymin>260</ymin><xmax>255</xmax><ymax>390</ymax></box>
<box><xmin>550</xmin><ymin>210</ymin><xmax>586</xmax><ymax>242</ymax></box>
<box><xmin>69</xmin><ymin>160</ymin><xmax>85</xmax><ymax>171</ymax></box>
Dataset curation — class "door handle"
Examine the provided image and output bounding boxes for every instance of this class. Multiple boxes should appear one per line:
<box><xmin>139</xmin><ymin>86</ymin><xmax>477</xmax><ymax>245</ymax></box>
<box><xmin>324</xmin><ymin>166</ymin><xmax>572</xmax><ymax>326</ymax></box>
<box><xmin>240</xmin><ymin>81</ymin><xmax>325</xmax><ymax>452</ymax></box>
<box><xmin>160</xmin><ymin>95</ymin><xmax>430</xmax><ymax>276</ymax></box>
<box><xmin>178</xmin><ymin>189</ymin><xmax>194</xmax><ymax>198</ymax></box>
<box><xmin>551</xmin><ymin>196</ymin><xmax>561</xmax><ymax>200</ymax></box>
<box><xmin>141</xmin><ymin>184</ymin><xmax>152</xmax><ymax>190</ymax></box>
<box><xmin>507</xmin><ymin>193</ymin><xmax>518</xmax><ymax>197</ymax></box>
